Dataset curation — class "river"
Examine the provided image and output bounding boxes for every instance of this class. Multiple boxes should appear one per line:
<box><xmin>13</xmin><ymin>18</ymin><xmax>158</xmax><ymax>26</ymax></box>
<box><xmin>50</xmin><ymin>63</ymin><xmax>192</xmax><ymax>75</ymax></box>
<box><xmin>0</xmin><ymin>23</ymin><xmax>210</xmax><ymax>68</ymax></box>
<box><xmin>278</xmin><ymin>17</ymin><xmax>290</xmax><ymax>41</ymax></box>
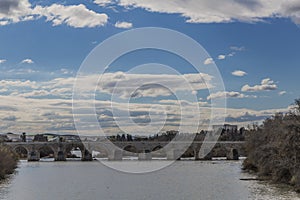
<box><xmin>1</xmin><ymin>159</ymin><xmax>299</xmax><ymax>200</ymax></box>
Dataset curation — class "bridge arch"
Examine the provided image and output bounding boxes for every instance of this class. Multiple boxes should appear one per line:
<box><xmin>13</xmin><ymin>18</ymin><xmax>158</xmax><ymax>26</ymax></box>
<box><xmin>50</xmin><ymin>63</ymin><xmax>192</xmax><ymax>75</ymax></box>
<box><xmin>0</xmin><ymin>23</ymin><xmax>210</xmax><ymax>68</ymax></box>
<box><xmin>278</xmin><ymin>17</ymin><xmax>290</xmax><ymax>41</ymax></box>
<box><xmin>38</xmin><ymin>146</ymin><xmax>55</xmax><ymax>159</ymax></box>
<box><xmin>91</xmin><ymin>147</ymin><xmax>109</xmax><ymax>158</ymax></box>
<box><xmin>14</xmin><ymin>146</ymin><xmax>28</xmax><ymax>158</ymax></box>
<box><xmin>152</xmin><ymin>145</ymin><xmax>163</xmax><ymax>152</ymax></box>
<box><xmin>65</xmin><ymin>143</ymin><xmax>85</xmax><ymax>159</ymax></box>
<box><xmin>123</xmin><ymin>145</ymin><xmax>138</xmax><ymax>153</ymax></box>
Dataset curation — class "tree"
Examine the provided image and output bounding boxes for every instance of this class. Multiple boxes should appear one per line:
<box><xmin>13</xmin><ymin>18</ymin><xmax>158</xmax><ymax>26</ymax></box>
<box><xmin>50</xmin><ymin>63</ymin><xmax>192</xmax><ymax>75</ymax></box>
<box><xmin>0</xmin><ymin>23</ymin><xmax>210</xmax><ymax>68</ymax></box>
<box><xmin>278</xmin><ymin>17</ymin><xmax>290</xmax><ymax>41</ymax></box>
<box><xmin>243</xmin><ymin>98</ymin><xmax>300</xmax><ymax>192</ymax></box>
<box><xmin>21</xmin><ymin>132</ymin><xmax>26</xmax><ymax>142</ymax></box>
<box><xmin>294</xmin><ymin>98</ymin><xmax>300</xmax><ymax>114</ymax></box>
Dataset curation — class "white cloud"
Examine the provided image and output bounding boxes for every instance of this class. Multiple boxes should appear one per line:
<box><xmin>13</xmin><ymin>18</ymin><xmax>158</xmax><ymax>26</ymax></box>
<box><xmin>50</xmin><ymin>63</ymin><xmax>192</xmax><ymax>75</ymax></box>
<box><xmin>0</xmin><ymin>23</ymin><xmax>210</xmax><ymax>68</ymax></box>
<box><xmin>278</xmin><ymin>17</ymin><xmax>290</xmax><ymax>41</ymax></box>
<box><xmin>94</xmin><ymin>0</ymin><xmax>113</xmax><ymax>6</ymax></box>
<box><xmin>0</xmin><ymin>1</ymin><xmax>108</xmax><ymax>28</ymax></box>
<box><xmin>0</xmin><ymin>21</ymin><xmax>9</xmax><ymax>26</ymax></box>
<box><xmin>204</xmin><ymin>58</ymin><xmax>214</xmax><ymax>65</ymax></box>
<box><xmin>19</xmin><ymin>90</ymin><xmax>50</xmax><ymax>98</ymax></box>
<box><xmin>0</xmin><ymin>72</ymin><xmax>213</xmax><ymax>100</ymax></box>
<box><xmin>33</xmin><ymin>4</ymin><xmax>108</xmax><ymax>28</ymax></box>
<box><xmin>114</xmin><ymin>21</ymin><xmax>133</xmax><ymax>28</ymax></box>
<box><xmin>21</xmin><ymin>58</ymin><xmax>34</xmax><ymax>64</ymax></box>
<box><xmin>0</xmin><ymin>83</ymin><xmax>290</xmax><ymax>135</ymax></box>
<box><xmin>227</xmin><ymin>52</ymin><xmax>236</xmax><ymax>57</ymax></box>
<box><xmin>3</xmin><ymin>0</ymin><xmax>300</xmax><ymax>27</ymax></box>
<box><xmin>232</xmin><ymin>70</ymin><xmax>247</xmax><ymax>77</ymax></box>
<box><xmin>207</xmin><ymin>91</ymin><xmax>255</xmax><ymax>100</ymax></box>
<box><xmin>242</xmin><ymin>78</ymin><xmax>278</xmax><ymax>92</ymax></box>
<box><xmin>230</xmin><ymin>46</ymin><xmax>245</xmax><ymax>51</ymax></box>
<box><xmin>278</xmin><ymin>91</ymin><xmax>287</xmax><ymax>96</ymax></box>
<box><xmin>99</xmin><ymin>0</ymin><xmax>300</xmax><ymax>25</ymax></box>
<box><xmin>280</xmin><ymin>1</ymin><xmax>300</xmax><ymax>24</ymax></box>
<box><xmin>0</xmin><ymin>88</ymin><xmax>8</xmax><ymax>93</ymax></box>
<box><xmin>0</xmin><ymin>0</ymin><xmax>34</xmax><ymax>25</ymax></box>
<box><xmin>0</xmin><ymin>59</ymin><xmax>6</xmax><ymax>64</ymax></box>
<box><xmin>115</xmin><ymin>0</ymin><xmax>276</xmax><ymax>23</ymax></box>
<box><xmin>97</xmin><ymin>72</ymin><xmax>213</xmax><ymax>99</ymax></box>
<box><xmin>217</xmin><ymin>55</ymin><xmax>226</xmax><ymax>60</ymax></box>
<box><xmin>60</xmin><ymin>68</ymin><xmax>73</xmax><ymax>75</ymax></box>
<box><xmin>0</xmin><ymin>80</ymin><xmax>37</xmax><ymax>88</ymax></box>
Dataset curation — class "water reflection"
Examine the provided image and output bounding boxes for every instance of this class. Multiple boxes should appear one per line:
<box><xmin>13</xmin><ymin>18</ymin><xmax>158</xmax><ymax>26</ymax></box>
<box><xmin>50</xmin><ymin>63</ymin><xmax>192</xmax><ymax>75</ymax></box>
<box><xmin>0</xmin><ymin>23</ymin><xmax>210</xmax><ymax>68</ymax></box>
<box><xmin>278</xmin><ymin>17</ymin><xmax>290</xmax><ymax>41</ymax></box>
<box><xmin>0</xmin><ymin>160</ymin><xmax>299</xmax><ymax>200</ymax></box>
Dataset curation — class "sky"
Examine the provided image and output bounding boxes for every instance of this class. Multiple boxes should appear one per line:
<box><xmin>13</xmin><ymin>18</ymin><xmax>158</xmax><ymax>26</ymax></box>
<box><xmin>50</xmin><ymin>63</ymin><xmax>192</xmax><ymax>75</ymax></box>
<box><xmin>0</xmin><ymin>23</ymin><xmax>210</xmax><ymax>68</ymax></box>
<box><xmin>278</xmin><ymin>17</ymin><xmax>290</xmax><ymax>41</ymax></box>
<box><xmin>0</xmin><ymin>0</ymin><xmax>300</xmax><ymax>135</ymax></box>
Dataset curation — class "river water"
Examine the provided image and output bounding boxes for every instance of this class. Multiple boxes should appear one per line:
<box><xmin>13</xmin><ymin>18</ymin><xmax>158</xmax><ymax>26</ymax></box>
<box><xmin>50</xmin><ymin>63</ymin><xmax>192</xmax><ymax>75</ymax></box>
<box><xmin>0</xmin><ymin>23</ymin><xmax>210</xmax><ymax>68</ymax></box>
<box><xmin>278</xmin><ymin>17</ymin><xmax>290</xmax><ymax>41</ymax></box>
<box><xmin>1</xmin><ymin>159</ymin><xmax>299</xmax><ymax>200</ymax></box>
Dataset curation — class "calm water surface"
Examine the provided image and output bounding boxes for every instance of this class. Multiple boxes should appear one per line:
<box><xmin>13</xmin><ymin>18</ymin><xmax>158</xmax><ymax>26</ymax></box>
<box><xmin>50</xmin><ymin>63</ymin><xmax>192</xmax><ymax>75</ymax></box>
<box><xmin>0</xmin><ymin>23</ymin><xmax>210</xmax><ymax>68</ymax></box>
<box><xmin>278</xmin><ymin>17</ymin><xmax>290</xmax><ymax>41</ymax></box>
<box><xmin>1</xmin><ymin>159</ymin><xmax>299</xmax><ymax>200</ymax></box>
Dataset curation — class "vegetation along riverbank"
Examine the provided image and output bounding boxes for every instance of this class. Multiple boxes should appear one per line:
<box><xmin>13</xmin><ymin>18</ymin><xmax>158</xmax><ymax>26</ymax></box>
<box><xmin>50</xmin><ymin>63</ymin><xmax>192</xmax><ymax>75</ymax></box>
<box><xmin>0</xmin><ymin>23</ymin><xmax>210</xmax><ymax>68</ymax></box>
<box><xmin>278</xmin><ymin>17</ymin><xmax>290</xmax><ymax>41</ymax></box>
<box><xmin>0</xmin><ymin>144</ymin><xmax>18</xmax><ymax>180</ymax></box>
<box><xmin>243</xmin><ymin>99</ymin><xmax>300</xmax><ymax>192</ymax></box>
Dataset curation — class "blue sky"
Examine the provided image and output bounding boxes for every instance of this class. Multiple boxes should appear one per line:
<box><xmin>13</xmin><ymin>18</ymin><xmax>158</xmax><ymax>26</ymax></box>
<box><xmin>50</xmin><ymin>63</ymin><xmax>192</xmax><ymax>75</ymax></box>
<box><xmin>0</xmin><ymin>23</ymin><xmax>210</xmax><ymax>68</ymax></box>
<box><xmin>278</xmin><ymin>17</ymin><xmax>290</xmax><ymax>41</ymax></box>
<box><xmin>0</xmin><ymin>0</ymin><xmax>300</xmax><ymax>134</ymax></box>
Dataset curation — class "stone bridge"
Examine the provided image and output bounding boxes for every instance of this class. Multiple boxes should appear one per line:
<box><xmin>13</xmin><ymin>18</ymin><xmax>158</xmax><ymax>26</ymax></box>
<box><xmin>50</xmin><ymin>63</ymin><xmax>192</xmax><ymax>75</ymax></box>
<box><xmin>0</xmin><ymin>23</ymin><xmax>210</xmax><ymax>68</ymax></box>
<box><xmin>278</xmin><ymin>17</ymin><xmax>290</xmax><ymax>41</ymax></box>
<box><xmin>4</xmin><ymin>141</ymin><xmax>245</xmax><ymax>161</ymax></box>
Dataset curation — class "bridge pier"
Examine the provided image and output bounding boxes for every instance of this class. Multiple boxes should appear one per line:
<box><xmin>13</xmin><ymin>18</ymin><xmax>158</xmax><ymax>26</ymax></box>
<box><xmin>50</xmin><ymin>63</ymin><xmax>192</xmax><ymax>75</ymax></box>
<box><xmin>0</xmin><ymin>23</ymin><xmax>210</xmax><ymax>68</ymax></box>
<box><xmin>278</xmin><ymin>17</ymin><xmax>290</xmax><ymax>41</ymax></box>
<box><xmin>54</xmin><ymin>150</ymin><xmax>66</xmax><ymax>161</ymax></box>
<box><xmin>108</xmin><ymin>150</ymin><xmax>123</xmax><ymax>161</ymax></box>
<box><xmin>28</xmin><ymin>151</ymin><xmax>40</xmax><ymax>162</ymax></box>
<box><xmin>194</xmin><ymin>149</ymin><xmax>200</xmax><ymax>160</ymax></box>
<box><xmin>198</xmin><ymin>148</ymin><xmax>212</xmax><ymax>160</ymax></box>
<box><xmin>82</xmin><ymin>149</ymin><xmax>93</xmax><ymax>161</ymax></box>
<box><xmin>138</xmin><ymin>150</ymin><xmax>152</xmax><ymax>160</ymax></box>
<box><xmin>226</xmin><ymin>148</ymin><xmax>239</xmax><ymax>160</ymax></box>
<box><xmin>167</xmin><ymin>149</ymin><xmax>182</xmax><ymax>160</ymax></box>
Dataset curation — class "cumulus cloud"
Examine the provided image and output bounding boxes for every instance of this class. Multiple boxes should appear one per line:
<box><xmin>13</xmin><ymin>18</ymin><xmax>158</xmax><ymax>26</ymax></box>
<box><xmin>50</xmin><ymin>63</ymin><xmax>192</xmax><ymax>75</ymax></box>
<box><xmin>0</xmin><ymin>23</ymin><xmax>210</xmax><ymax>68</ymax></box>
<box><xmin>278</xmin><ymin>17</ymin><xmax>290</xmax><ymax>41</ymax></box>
<box><xmin>21</xmin><ymin>58</ymin><xmax>34</xmax><ymax>64</ymax></box>
<box><xmin>217</xmin><ymin>55</ymin><xmax>226</xmax><ymax>60</ymax></box>
<box><xmin>207</xmin><ymin>91</ymin><xmax>255</xmax><ymax>100</ymax></box>
<box><xmin>0</xmin><ymin>0</ymin><xmax>34</xmax><ymax>25</ymax></box>
<box><xmin>0</xmin><ymin>1</ymin><xmax>108</xmax><ymax>28</ymax></box>
<box><xmin>204</xmin><ymin>58</ymin><xmax>214</xmax><ymax>65</ymax></box>
<box><xmin>3</xmin><ymin>0</ymin><xmax>300</xmax><ymax>27</ymax></box>
<box><xmin>280</xmin><ymin>0</ymin><xmax>300</xmax><ymax>24</ymax></box>
<box><xmin>0</xmin><ymin>59</ymin><xmax>6</xmax><ymax>64</ymax></box>
<box><xmin>232</xmin><ymin>70</ymin><xmax>247</xmax><ymax>77</ymax></box>
<box><xmin>242</xmin><ymin>78</ymin><xmax>278</xmax><ymax>92</ymax></box>
<box><xmin>95</xmin><ymin>0</ymin><xmax>300</xmax><ymax>25</ymax></box>
<box><xmin>115</xmin><ymin>21</ymin><xmax>133</xmax><ymax>28</ymax></box>
<box><xmin>33</xmin><ymin>4</ymin><xmax>108</xmax><ymax>28</ymax></box>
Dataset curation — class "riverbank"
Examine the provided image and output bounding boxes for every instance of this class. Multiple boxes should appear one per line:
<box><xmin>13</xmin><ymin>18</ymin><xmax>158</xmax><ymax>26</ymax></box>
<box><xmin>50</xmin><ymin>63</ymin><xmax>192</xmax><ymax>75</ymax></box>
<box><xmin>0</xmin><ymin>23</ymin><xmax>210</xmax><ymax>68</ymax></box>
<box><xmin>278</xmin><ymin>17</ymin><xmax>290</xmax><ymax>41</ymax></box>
<box><xmin>243</xmin><ymin>99</ymin><xmax>300</xmax><ymax>192</ymax></box>
<box><xmin>0</xmin><ymin>145</ymin><xmax>18</xmax><ymax>180</ymax></box>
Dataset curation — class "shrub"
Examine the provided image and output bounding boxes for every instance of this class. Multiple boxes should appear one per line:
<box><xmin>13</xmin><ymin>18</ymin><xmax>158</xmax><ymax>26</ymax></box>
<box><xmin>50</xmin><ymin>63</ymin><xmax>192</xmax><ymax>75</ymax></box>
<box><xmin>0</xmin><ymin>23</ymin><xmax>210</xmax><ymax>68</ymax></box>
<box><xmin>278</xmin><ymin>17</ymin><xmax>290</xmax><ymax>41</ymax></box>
<box><xmin>243</xmin><ymin>99</ymin><xmax>300</xmax><ymax>191</ymax></box>
<box><xmin>0</xmin><ymin>144</ymin><xmax>18</xmax><ymax>180</ymax></box>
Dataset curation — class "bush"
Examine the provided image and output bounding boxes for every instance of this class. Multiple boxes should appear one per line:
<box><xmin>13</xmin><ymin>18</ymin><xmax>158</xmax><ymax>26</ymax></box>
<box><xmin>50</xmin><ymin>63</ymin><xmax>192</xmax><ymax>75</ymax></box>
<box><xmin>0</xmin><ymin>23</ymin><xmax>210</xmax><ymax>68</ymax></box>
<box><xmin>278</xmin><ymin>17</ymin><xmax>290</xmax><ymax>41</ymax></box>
<box><xmin>243</xmin><ymin>99</ymin><xmax>300</xmax><ymax>191</ymax></box>
<box><xmin>0</xmin><ymin>144</ymin><xmax>18</xmax><ymax>180</ymax></box>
